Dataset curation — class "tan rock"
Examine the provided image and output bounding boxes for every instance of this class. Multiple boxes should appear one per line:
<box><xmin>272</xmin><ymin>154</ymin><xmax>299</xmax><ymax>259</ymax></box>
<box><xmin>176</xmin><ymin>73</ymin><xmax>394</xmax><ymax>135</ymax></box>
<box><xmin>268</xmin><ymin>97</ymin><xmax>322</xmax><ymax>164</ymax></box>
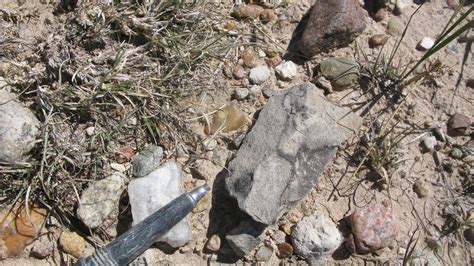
<box><xmin>232</xmin><ymin>4</ymin><xmax>264</xmax><ymax>20</ymax></box>
<box><xmin>205</xmin><ymin>234</ymin><xmax>221</xmax><ymax>252</ymax></box>
<box><xmin>204</xmin><ymin>104</ymin><xmax>251</xmax><ymax>135</ymax></box>
<box><xmin>59</xmin><ymin>231</ymin><xmax>85</xmax><ymax>258</ymax></box>
<box><xmin>369</xmin><ymin>34</ymin><xmax>389</xmax><ymax>47</ymax></box>
<box><xmin>413</xmin><ymin>180</ymin><xmax>429</xmax><ymax>198</ymax></box>
<box><xmin>240</xmin><ymin>48</ymin><xmax>259</xmax><ymax>68</ymax></box>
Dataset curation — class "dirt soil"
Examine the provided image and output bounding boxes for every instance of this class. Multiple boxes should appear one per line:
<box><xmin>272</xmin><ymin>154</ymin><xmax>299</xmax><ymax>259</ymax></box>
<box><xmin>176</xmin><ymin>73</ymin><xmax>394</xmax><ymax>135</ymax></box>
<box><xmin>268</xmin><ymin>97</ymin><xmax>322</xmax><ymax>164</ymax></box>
<box><xmin>0</xmin><ymin>0</ymin><xmax>472</xmax><ymax>265</ymax></box>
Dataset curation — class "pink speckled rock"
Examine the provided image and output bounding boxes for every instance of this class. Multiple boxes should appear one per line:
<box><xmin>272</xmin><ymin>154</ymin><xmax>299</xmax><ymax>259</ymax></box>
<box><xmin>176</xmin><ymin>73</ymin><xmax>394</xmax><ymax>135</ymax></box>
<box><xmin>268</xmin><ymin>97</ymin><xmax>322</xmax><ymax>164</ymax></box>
<box><xmin>233</xmin><ymin>65</ymin><xmax>246</xmax><ymax>80</ymax></box>
<box><xmin>348</xmin><ymin>203</ymin><xmax>398</xmax><ymax>254</ymax></box>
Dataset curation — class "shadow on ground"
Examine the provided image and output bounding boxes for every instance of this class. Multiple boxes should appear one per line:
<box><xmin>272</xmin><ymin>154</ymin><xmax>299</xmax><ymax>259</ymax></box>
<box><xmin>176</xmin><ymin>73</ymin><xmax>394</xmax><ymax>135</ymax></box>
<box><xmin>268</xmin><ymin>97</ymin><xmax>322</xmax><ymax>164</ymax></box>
<box><xmin>206</xmin><ymin>167</ymin><xmax>258</xmax><ymax>263</ymax></box>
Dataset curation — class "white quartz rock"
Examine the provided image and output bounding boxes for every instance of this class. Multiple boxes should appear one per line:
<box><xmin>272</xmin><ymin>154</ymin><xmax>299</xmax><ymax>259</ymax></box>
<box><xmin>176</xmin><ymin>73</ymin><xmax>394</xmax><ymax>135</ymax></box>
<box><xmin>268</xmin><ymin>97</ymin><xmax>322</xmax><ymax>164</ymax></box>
<box><xmin>275</xmin><ymin>61</ymin><xmax>297</xmax><ymax>80</ymax></box>
<box><xmin>417</xmin><ymin>37</ymin><xmax>435</xmax><ymax>51</ymax></box>
<box><xmin>128</xmin><ymin>161</ymin><xmax>190</xmax><ymax>248</ymax></box>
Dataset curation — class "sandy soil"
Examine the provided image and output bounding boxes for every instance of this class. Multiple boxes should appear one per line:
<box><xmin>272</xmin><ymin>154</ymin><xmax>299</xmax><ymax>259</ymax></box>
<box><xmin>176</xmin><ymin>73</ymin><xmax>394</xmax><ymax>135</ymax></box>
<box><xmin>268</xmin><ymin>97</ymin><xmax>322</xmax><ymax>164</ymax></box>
<box><xmin>0</xmin><ymin>0</ymin><xmax>472</xmax><ymax>265</ymax></box>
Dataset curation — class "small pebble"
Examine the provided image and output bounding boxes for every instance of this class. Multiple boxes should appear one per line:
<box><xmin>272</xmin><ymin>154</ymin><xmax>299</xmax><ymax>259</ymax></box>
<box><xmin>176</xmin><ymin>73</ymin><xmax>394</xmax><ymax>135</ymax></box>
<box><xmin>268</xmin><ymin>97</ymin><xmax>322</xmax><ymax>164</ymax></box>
<box><xmin>255</xmin><ymin>245</ymin><xmax>273</xmax><ymax>261</ymax></box>
<box><xmin>450</xmin><ymin>148</ymin><xmax>463</xmax><ymax>159</ymax></box>
<box><xmin>262</xmin><ymin>84</ymin><xmax>275</xmax><ymax>98</ymax></box>
<box><xmin>349</xmin><ymin>203</ymin><xmax>398</xmax><ymax>254</ymax></box>
<box><xmin>260</xmin><ymin>9</ymin><xmax>274</xmax><ymax>22</ymax></box>
<box><xmin>447</xmin><ymin>0</ymin><xmax>460</xmax><ymax>9</ymax></box>
<box><xmin>271</xmin><ymin>230</ymin><xmax>287</xmax><ymax>244</ymax></box>
<box><xmin>394</xmin><ymin>0</ymin><xmax>409</xmax><ymax>15</ymax></box>
<box><xmin>287</xmin><ymin>209</ymin><xmax>303</xmax><ymax>224</ymax></box>
<box><xmin>241</xmin><ymin>48</ymin><xmax>259</xmax><ymax>68</ymax></box>
<box><xmin>249</xmin><ymin>85</ymin><xmax>261</xmax><ymax>97</ymax></box>
<box><xmin>249</xmin><ymin>65</ymin><xmax>271</xmax><ymax>84</ymax></box>
<box><xmin>447</xmin><ymin>113</ymin><xmax>471</xmax><ymax>136</ymax></box>
<box><xmin>110</xmin><ymin>163</ymin><xmax>126</xmax><ymax>172</ymax></box>
<box><xmin>202</xmin><ymin>138</ymin><xmax>217</xmax><ymax>151</ymax></box>
<box><xmin>241</xmin><ymin>78</ymin><xmax>250</xmax><ymax>88</ymax></box>
<box><xmin>417</xmin><ymin>37</ymin><xmax>435</xmax><ymax>51</ymax></box>
<box><xmin>275</xmin><ymin>61</ymin><xmax>297</xmax><ymax>80</ymax></box>
<box><xmin>413</xmin><ymin>180</ymin><xmax>429</xmax><ymax>198</ymax></box>
<box><xmin>421</xmin><ymin>136</ymin><xmax>437</xmax><ymax>152</ymax></box>
<box><xmin>466</xmin><ymin>79</ymin><xmax>474</xmax><ymax>88</ymax></box>
<box><xmin>266</xmin><ymin>45</ymin><xmax>279</xmax><ymax>58</ymax></box>
<box><xmin>30</xmin><ymin>234</ymin><xmax>54</xmax><ymax>259</ymax></box>
<box><xmin>369</xmin><ymin>34</ymin><xmax>389</xmax><ymax>47</ymax></box>
<box><xmin>387</xmin><ymin>18</ymin><xmax>403</xmax><ymax>36</ymax></box>
<box><xmin>85</xmin><ymin>126</ymin><xmax>95</xmax><ymax>136</ymax></box>
<box><xmin>132</xmin><ymin>146</ymin><xmax>163</xmax><ymax>177</ymax></box>
<box><xmin>205</xmin><ymin>234</ymin><xmax>221</xmax><ymax>253</ymax></box>
<box><xmin>464</xmin><ymin>228</ymin><xmax>474</xmax><ymax>244</ymax></box>
<box><xmin>233</xmin><ymin>65</ymin><xmax>246</xmax><ymax>79</ymax></box>
<box><xmin>447</xmin><ymin>41</ymin><xmax>458</xmax><ymax>53</ymax></box>
<box><xmin>315</xmin><ymin>76</ymin><xmax>333</xmax><ymax>93</ymax></box>
<box><xmin>373</xmin><ymin>8</ymin><xmax>386</xmax><ymax>22</ymax></box>
<box><xmin>115</xmin><ymin>146</ymin><xmax>135</xmax><ymax>163</ymax></box>
<box><xmin>277</xmin><ymin>242</ymin><xmax>293</xmax><ymax>258</ymax></box>
<box><xmin>234</xmin><ymin>88</ymin><xmax>249</xmax><ymax>100</ymax></box>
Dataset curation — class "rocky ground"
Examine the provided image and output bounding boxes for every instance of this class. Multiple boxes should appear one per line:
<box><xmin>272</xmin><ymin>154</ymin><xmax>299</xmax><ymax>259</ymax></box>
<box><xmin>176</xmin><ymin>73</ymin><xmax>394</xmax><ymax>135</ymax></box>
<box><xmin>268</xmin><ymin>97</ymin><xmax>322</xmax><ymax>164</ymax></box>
<box><xmin>0</xmin><ymin>0</ymin><xmax>473</xmax><ymax>265</ymax></box>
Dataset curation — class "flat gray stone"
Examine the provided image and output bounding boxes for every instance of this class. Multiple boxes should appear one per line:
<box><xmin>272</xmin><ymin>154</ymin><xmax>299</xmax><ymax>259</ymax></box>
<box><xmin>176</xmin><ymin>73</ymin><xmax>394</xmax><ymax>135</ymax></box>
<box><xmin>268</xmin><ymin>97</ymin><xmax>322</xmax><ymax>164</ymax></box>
<box><xmin>225</xmin><ymin>83</ymin><xmax>361</xmax><ymax>225</ymax></box>
<box><xmin>132</xmin><ymin>145</ymin><xmax>163</xmax><ymax>177</ymax></box>
<box><xmin>0</xmin><ymin>89</ymin><xmax>40</xmax><ymax>162</ymax></box>
<box><xmin>225</xmin><ymin>220</ymin><xmax>266</xmax><ymax>257</ymax></box>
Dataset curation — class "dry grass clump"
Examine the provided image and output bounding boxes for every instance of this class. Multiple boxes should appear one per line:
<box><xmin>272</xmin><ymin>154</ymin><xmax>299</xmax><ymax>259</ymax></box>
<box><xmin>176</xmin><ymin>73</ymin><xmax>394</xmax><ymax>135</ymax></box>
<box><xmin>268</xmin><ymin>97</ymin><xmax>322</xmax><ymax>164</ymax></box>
<box><xmin>0</xmin><ymin>0</ymin><xmax>234</xmax><ymax>225</ymax></box>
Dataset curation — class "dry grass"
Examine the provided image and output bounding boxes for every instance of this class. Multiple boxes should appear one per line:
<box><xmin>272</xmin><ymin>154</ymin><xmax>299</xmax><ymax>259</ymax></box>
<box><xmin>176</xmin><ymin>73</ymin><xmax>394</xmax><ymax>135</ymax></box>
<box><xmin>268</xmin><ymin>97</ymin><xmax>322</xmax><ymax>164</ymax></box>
<box><xmin>0</xmin><ymin>0</ymin><xmax>240</xmax><ymax>227</ymax></box>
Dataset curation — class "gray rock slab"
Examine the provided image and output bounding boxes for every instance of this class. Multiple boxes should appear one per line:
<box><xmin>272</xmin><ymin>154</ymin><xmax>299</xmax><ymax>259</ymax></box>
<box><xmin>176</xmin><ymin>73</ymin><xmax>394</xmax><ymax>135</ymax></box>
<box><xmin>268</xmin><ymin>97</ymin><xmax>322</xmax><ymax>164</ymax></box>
<box><xmin>225</xmin><ymin>83</ymin><xmax>361</xmax><ymax>225</ymax></box>
<box><xmin>0</xmin><ymin>89</ymin><xmax>40</xmax><ymax>162</ymax></box>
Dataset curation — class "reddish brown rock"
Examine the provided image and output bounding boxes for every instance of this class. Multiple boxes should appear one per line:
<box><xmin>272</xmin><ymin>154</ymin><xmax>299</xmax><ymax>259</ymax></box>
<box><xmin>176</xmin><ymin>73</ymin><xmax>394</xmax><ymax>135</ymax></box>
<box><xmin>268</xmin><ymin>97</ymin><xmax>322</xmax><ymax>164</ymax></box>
<box><xmin>115</xmin><ymin>145</ymin><xmax>135</xmax><ymax>163</ymax></box>
<box><xmin>298</xmin><ymin>0</ymin><xmax>367</xmax><ymax>57</ymax></box>
<box><xmin>373</xmin><ymin>8</ymin><xmax>386</xmax><ymax>22</ymax></box>
<box><xmin>277</xmin><ymin>242</ymin><xmax>293</xmax><ymax>258</ymax></box>
<box><xmin>348</xmin><ymin>203</ymin><xmax>398</xmax><ymax>254</ymax></box>
<box><xmin>0</xmin><ymin>205</ymin><xmax>47</xmax><ymax>259</ymax></box>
